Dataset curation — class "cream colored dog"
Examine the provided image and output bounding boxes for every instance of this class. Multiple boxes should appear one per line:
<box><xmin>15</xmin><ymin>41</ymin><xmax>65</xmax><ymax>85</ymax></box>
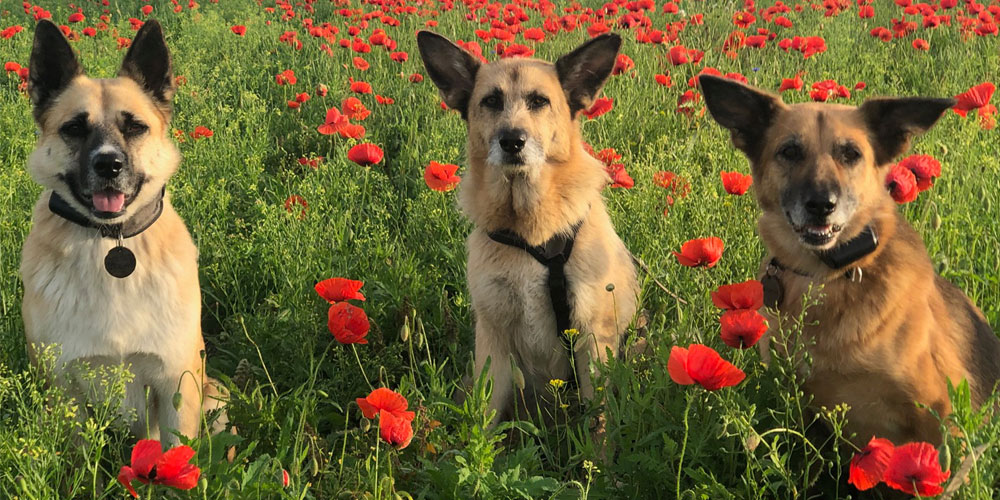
<box><xmin>417</xmin><ymin>32</ymin><xmax>639</xmax><ymax>421</ymax></box>
<box><xmin>22</xmin><ymin>19</ymin><xmax>226</xmax><ymax>446</ymax></box>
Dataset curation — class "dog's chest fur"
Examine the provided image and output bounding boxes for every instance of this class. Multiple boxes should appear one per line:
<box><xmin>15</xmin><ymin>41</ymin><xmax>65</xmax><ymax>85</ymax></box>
<box><xmin>21</xmin><ymin>194</ymin><xmax>201</xmax><ymax>377</ymax></box>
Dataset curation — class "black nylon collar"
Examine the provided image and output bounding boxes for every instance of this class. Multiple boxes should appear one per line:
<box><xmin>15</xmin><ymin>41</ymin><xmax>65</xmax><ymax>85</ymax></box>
<box><xmin>770</xmin><ymin>225</ymin><xmax>880</xmax><ymax>280</ymax></box>
<box><xmin>48</xmin><ymin>188</ymin><xmax>165</xmax><ymax>239</ymax></box>
<box><xmin>488</xmin><ymin>220</ymin><xmax>584</xmax><ymax>341</ymax></box>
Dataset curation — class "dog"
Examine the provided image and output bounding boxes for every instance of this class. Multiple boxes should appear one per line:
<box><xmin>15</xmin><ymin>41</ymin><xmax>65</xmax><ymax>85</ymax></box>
<box><xmin>700</xmin><ymin>75</ymin><xmax>1000</xmax><ymax>446</ymax></box>
<box><xmin>416</xmin><ymin>32</ymin><xmax>639</xmax><ymax>422</ymax></box>
<box><xmin>22</xmin><ymin>19</ymin><xmax>227</xmax><ymax>447</ymax></box>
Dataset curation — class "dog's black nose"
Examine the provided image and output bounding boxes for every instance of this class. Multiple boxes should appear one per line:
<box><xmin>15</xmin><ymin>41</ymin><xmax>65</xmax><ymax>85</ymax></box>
<box><xmin>498</xmin><ymin>129</ymin><xmax>526</xmax><ymax>154</ymax></box>
<box><xmin>92</xmin><ymin>152</ymin><xmax>125</xmax><ymax>179</ymax></box>
<box><xmin>805</xmin><ymin>192</ymin><xmax>837</xmax><ymax>216</ymax></box>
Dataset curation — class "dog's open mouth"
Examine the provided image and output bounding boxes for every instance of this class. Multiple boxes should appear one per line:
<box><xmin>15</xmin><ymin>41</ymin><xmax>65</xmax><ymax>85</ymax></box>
<box><xmin>794</xmin><ymin>223</ymin><xmax>843</xmax><ymax>246</ymax></box>
<box><xmin>82</xmin><ymin>189</ymin><xmax>131</xmax><ymax>218</ymax></box>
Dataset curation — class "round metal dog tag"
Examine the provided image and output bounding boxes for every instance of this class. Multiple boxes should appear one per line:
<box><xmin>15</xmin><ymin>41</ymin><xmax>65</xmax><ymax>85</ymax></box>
<box><xmin>105</xmin><ymin>246</ymin><xmax>136</xmax><ymax>278</ymax></box>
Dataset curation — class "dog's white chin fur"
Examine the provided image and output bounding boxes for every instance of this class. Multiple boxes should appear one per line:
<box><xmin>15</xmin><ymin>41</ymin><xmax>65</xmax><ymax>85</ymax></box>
<box><xmin>487</xmin><ymin>137</ymin><xmax>546</xmax><ymax>174</ymax></box>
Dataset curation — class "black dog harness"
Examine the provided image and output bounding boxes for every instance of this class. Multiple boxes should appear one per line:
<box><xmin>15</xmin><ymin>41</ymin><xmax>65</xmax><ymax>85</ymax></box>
<box><xmin>488</xmin><ymin>220</ymin><xmax>584</xmax><ymax>350</ymax></box>
<box><xmin>761</xmin><ymin>225</ymin><xmax>879</xmax><ymax>309</ymax></box>
<box><xmin>48</xmin><ymin>189</ymin><xmax>165</xmax><ymax>279</ymax></box>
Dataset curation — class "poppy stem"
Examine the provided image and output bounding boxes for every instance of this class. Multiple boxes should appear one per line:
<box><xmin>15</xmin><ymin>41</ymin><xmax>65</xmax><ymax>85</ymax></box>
<box><xmin>352</xmin><ymin>344</ymin><xmax>373</xmax><ymax>390</ymax></box>
<box><xmin>676</xmin><ymin>392</ymin><xmax>693</xmax><ymax>498</ymax></box>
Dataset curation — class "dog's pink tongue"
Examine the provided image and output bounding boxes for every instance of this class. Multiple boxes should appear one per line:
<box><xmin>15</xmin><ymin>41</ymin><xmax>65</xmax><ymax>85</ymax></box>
<box><xmin>93</xmin><ymin>191</ymin><xmax>125</xmax><ymax>213</ymax></box>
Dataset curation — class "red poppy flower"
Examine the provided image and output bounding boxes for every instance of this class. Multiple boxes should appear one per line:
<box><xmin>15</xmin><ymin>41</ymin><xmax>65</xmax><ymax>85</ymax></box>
<box><xmin>912</xmin><ymin>38</ymin><xmax>930</xmax><ymax>50</ymax></box>
<box><xmin>583</xmin><ymin>97</ymin><xmax>614</xmax><ymax>119</ymax></box>
<box><xmin>315</xmin><ymin>277</ymin><xmax>366</xmax><ymax>303</ymax></box>
<box><xmin>587</xmin><ymin>22</ymin><xmax>611</xmax><ymax>37</ymax></box>
<box><xmin>673</xmin><ymin>237</ymin><xmax>724</xmax><ymax>268</ymax></box>
<box><xmin>424</xmin><ymin>161</ymin><xmax>461</xmax><ymax>191</ymax></box>
<box><xmin>350</xmin><ymin>78</ymin><xmax>373</xmax><ymax>94</ymax></box>
<box><xmin>712</xmin><ymin>280</ymin><xmax>764</xmax><ymax>311</ymax></box>
<box><xmin>339</xmin><ymin>123</ymin><xmax>366</xmax><ymax>139</ymax></box>
<box><xmin>745</xmin><ymin>34</ymin><xmax>767</xmax><ymax>48</ymax></box>
<box><xmin>408</xmin><ymin>73</ymin><xmax>424</xmax><ymax>83</ymax></box>
<box><xmin>317</xmin><ymin>108</ymin><xmax>350</xmax><ymax>136</ymax></box>
<box><xmin>117</xmin><ymin>440</ymin><xmax>200</xmax><ymax>498</ymax></box>
<box><xmin>524</xmin><ymin>27</ymin><xmax>545</xmax><ymax>42</ymax></box>
<box><xmin>952</xmin><ymin>82</ymin><xmax>995</xmax><ymax>117</ymax></box>
<box><xmin>375</xmin><ymin>95</ymin><xmax>395</xmax><ymax>105</ymax></box>
<box><xmin>389</xmin><ymin>51</ymin><xmax>408</xmax><ymax>63</ymax></box>
<box><xmin>612</xmin><ymin>54</ymin><xmax>635</xmax><ymax>76</ymax></box>
<box><xmin>352</xmin><ymin>56</ymin><xmax>370</xmax><ymax>71</ymax></box>
<box><xmin>848</xmin><ymin>437</ymin><xmax>895</xmax><ymax>491</ymax></box>
<box><xmin>897</xmin><ymin>154</ymin><xmax>941</xmax><ymax>191</ymax></box>
<box><xmin>341</xmin><ymin>97</ymin><xmax>370</xmax><ymax>121</ymax></box>
<box><xmin>720</xmin><ymin>309</ymin><xmax>768</xmax><ymax>348</ymax></box>
<box><xmin>231</xmin><ymin>25</ymin><xmax>246</xmax><ymax>36</ymax></box>
<box><xmin>720</xmin><ymin>171</ymin><xmax>753</xmax><ymax>195</ymax></box>
<box><xmin>141</xmin><ymin>5</ymin><xmax>153</xmax><ymax>16</ymax></box>
<box><xmin>654</xmin><ymin>74</ymin><xmax>672</xmax><ymax>87</ymax></box>
<box><xmin>283</xmin><ymin>194</ymin><xmax>307</xmax><ymax>218</ymax></box>
<box><xmin>667</xmin><ymin>45</ymin><xmax>691</xmax><ymax>65</ymax></box>
<box><xmin>858</xmin><ymin>5</ymin><xmax>875</xmax><ymax>18</ymax></box>
<box><xmin>347</xmin><ymin>143</ymin><xmax>383</xmax><ymax>166</ymax></box>
<box><xmin>688</xmin><ymin>67</ymin><xmax>722</xmax><ymax>88</ymax></box>
<box><xmin>883</xmin><ymin>442</ymin><xmax>950</xmax><ymax>496</ymax></box>
<box><xmin>4</xmin><ymin>61</ymin><xmax>20</xmax><ymax>73</ymax></box>
<box><xmin>295</xmin><ymin>92</ymin><xmax>310</xmax><ymax>103</ymax></box>
<box><xmin>854</xmin><ymin>81</ymin><xmax>867</xmax><ymax>91</ymax></box>
<box><xmin>886</xmin><ymin>163</ymin><xmax>918</xmax><ymax>204</ymax></box>
<box><xmin>668</xmin><ymin>344</ymin><xmax>746</xmax><ymax>390</ymax></box>
<box><xmin>732</xmin><ymin>11</ymin><xmax>756</xmax><ymax>28</ymax></box>
<box><xmin>276</xmin><ymin>69</ymin><xmax>297</xmax><ymax>85</ymax></box>
<box><xmin>356</xmin><ymin>388</ymin><xmax>416</xmax><ymax>449</ymax></box>
<box><xmin>502</xmin><ymin>44</ymin><xmax>534</xmax><ymax>58</ymax></box>
<box><xmin>316</xmin><ymin>84</ymin><xmax>329</xmax><ymax>97</ymax></box>
<box><xmin>779</xmin><ymin>75</ymin><xmax>803</xmax><ymax>92</ymax></box>
<box><xmin>68</xmin><ymin>12</ymin><xmax>85</xmax><ymax>23</ymax></box>
<box><xmin>328</xmin><ymin>302</ymin><xmax>369</xmax><ymax>344</ymax></box>
<box><xmin>189</xmin><ymin>126</ymin><xmax>213</xmax><ymax>139</ymax></box>
<box><xmin>605</xmin><ymin>162</ymin><xmax>634</xmax><ymax>188</ymax></box>
<box><xmin>82</xmin><ymin>27</ymin><xmax>96</xmax><ymax>37</ymax></box>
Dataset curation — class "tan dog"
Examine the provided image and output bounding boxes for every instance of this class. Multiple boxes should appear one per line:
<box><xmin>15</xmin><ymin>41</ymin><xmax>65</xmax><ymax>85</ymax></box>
<box><xmin>22</xmin><ymin>20</ymin><xmax>227</xmax><ymax>447</ymax></box>
<box><xmin>700</xmin><ymin>75</ymin><xmax>1000</xmax><ymax>445</ymax></box>
<box><xmin>417</xmin><ymin>32</ymin><xmax>639</xmax><ymax>421</ymax></box>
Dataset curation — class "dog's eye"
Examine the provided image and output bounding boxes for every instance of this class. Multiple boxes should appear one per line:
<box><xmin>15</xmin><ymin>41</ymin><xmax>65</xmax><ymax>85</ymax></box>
<box><xmin>59</xmin><ymin>121</ymin><xmax>88</xmax><ymax>138</ymax></box>
<box><xmin>122</xmin><ymin>121</ymin><xmax>149</xmax><ymax>138</ymax></box>
<box><xmin>778</xmin><ymin>144</ymin><xmax>803</xmax><ymax>162</ymax></box>
<box><xmin>481</xmin><ymin>94</ymin><xmax>503</xmax><ymax>110</ymax></box>
<box><xmin>527</xmin><ymin>94</ymin><xmax>549</xmax><ymax>110</ymax></box>
<box><xmin>840</xmin><ymin>146</ymin><xmax>861</xmax><ymax>165</ymax></box>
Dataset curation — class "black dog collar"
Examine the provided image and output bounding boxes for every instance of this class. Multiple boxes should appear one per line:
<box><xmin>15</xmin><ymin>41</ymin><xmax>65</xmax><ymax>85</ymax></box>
<box><xmin>48</xmin><ymin>188</ymin><xmax>165</xmax><ymax>278</ymax></box>
<box><xmin>762</xmin><ymin>225</ymin><xmax>879</xmax><ymax>309</ymax></box>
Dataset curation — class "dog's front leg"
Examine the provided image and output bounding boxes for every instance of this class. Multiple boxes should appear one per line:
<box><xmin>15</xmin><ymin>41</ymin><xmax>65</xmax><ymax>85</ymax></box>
<box><xmin>475</xmin><ymin>321</ymin><xmax>514</xmax><ymax>425</ymax></box>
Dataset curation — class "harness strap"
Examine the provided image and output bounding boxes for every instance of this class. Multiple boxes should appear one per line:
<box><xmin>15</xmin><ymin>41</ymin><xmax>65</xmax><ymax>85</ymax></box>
<box><xmin>488</xmin><ymin>220</ymin><xmax>584</xmax><ymax>346</ymax></box>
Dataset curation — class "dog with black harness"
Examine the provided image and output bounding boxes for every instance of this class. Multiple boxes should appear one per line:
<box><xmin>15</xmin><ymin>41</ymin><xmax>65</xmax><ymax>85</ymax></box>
<box><xmin>416</xmin><ymin>32</ymin><xmax>640</xmax><ymax>424</ymax></box>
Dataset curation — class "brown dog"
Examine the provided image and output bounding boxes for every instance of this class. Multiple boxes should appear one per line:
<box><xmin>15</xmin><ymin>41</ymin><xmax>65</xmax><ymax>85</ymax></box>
<box><xmin>416</xmin><ymin>32</ymin><xmax>639</xmax><ymax>422</ymax></box>
<box><xmin>700</xmin><ymin>75</ymin><xmax>1000</xmax><ymax>446</ymax></box>
<box><xmin>22</xmin><ymin>20</ymin><xmax>227</xmax><ymax>447</ymax></box>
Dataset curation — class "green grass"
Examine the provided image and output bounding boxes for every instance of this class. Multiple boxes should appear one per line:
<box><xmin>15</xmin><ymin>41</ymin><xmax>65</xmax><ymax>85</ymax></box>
<box><xmin>1</xmin><ymin>0</ymin><xmax>999</xmax><ymax>498</ymax></box>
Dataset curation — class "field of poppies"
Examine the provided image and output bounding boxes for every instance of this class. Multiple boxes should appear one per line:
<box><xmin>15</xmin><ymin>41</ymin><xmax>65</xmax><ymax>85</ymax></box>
<box><xmin>2</xmin><ymin>0</ymin><xmax>1000</xmax><ymax>498</ymax></box>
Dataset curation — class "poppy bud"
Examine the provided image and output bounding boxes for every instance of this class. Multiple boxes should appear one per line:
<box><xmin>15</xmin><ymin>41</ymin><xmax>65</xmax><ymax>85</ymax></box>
<box><xmin>465</xmin><ymin>358</ymin><xmax>475</xmax><ymax>379</ymax></box>
<box><xmin>511</xmin><ymin>361</ymin><xmax>525</xmax><ymax>391</ymax></box>
<box><xmin>360</xmin><ymin>417</ymin><xmax>371</xmax><ymax>432</ymax></box>
<box><xmin>932</xmin><ymin>213</ymin><xmax>942</xmax><ymax>230</ymax></box>
<box><xmin>400</xmin><ymin>319</ymin><xmax>410</xmax><ymax>343</ymax></box>
<box><xmin>200</xmin><ymin>477</ymin><xmax>208</xmax><ymax>491</ymax></box>
<box><xmin>311</xmin><ymin>456</ymin><xmax>320</xmax><ymax>477</ymax></box>
<box><xmin>941</xmin><ymin>442</ymin><xmax>951</xmax><ymax>469</ymax></box>
<box><xmin>280</xmin><ymin>469</ymin><xmax>290</xmax><ymax>487</ymax></box>
<box><xmin>172</xmin><ymin>392</ymin><xmax>183</xmax><ymax>410</ymax></box>
<box><xmin>415</xmin><ymin>317</ymin><xmax>426</xmax><ymax>349</ymax></box>
<box><xmin>605</xmin><ymin>283</ymin><xmax>615</xmax><ymax>292</ymax></box>
<box><xmin>200</xmin><ymin>349</ymin><xmax>206</xmax><ymax>360</ymax></box>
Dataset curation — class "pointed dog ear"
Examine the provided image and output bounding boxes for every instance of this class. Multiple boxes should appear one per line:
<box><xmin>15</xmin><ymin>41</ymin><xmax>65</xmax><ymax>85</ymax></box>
<box><xmin>700</xmin><ymin>75</ymin><xmax>784</xmax><ymax>162</ymax></box>
<box><xmin>416</xmin><ymin>31</ymin><xmax>481</xmax><ymax>120</ymax></box>
<box><xmin>859</xmin><ymin>97</ymin><xmax>955</xmax><ymax>165</ymax></box>
<box><xmin>28</xmin><ymin>19</ymin><xmax>83</xmax><ymax>121</ymax></box>
<box><xmin>119</xmin><ymin>20</ymin><xmax>175</xmax><ymax>115</ymax></box>
<box><xmin>555</xmin><ymin>33</ymin><xmax>621</xmax><ymax>117</ymax></box>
